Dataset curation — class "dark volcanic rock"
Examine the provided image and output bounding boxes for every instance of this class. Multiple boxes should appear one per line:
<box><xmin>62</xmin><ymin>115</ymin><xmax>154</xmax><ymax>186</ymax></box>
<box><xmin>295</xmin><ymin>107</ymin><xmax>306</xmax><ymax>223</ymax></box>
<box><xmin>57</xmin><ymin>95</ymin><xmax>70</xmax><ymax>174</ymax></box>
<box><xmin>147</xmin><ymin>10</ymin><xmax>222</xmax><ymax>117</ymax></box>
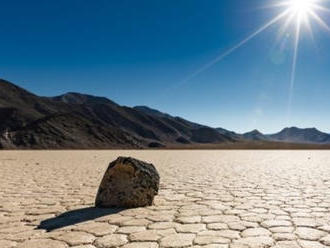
<box><xmin>95</xmin><ymin>157</ymin><xmax>160</xmax><ymax>208</ymax></box>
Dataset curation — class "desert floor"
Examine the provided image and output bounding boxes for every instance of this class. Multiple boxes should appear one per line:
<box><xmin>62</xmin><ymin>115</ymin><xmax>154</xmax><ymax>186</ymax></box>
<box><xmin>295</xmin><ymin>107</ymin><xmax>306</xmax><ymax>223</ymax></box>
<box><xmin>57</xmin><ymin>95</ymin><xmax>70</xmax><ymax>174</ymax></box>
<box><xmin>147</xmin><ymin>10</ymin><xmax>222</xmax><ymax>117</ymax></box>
<box><xmin>1</xmin><ymin>150</ymin><xmax>330</xmax><ymax>248</ymax></box>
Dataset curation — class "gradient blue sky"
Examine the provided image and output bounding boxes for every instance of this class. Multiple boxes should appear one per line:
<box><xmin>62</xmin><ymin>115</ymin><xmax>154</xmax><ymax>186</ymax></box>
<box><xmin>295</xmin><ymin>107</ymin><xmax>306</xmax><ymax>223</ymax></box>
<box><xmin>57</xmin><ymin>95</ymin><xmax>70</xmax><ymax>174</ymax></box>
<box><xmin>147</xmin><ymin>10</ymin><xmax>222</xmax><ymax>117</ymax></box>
<box><xmin>1</xmin><ymin>0</ymin><xmax>330</xmax><ymax>133</ymax></box>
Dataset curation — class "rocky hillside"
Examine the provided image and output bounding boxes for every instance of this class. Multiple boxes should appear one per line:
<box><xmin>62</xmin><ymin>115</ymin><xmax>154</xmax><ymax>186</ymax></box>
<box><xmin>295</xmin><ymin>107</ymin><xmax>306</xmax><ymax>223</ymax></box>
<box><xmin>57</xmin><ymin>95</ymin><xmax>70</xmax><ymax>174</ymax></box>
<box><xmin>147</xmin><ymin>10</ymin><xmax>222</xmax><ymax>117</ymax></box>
<box><xmin>0</xmin><ymin>79</ymin><xmax>237</xmax><ymax>149</ymax></box>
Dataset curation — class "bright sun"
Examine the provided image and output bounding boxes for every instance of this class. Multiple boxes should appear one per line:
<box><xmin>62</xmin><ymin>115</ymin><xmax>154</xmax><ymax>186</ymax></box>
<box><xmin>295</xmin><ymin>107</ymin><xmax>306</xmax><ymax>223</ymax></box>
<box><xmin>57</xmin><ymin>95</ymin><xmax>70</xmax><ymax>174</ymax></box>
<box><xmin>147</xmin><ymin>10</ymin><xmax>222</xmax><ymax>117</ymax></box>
<box><xmin>287</xmin><ymin>0</ymin><xmax>318</xmax><ymax>22</ymax></box>
<box><xmin>289</xmin><ymin>0</ymin><xmax>315</xmax><ymax>15</ymax></box>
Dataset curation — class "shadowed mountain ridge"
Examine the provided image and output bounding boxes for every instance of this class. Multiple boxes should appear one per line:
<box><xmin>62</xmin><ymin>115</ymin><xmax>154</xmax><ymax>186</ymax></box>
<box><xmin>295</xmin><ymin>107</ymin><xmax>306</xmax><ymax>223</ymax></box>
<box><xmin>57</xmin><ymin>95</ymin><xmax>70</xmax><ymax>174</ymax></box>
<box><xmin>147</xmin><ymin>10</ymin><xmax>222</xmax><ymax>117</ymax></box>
<box><xmin>0</xmin><ymin>79</ymin><xmax>237</xmax><ymax>149</ymax></box>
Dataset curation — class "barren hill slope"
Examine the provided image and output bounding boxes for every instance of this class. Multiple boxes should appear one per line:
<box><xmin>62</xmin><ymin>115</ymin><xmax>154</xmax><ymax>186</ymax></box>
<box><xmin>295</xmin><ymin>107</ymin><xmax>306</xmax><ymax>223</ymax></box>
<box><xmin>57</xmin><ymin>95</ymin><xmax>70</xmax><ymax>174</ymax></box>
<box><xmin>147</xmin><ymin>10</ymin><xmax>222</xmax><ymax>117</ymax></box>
<box><xmin>0</xmin><ymin>79</ymin><xmax>237</xmax><ymax>149</ymax></box>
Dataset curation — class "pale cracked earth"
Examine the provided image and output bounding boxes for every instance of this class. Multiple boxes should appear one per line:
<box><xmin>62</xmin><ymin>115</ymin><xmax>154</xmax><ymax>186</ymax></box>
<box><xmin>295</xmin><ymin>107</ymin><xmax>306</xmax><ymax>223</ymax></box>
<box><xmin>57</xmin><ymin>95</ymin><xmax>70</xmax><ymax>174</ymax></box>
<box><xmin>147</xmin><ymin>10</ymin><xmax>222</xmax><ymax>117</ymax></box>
<box><xmin>1</xmin><ymin>150</ymin><xmax>330</xmax><ymax>248</ymax></box>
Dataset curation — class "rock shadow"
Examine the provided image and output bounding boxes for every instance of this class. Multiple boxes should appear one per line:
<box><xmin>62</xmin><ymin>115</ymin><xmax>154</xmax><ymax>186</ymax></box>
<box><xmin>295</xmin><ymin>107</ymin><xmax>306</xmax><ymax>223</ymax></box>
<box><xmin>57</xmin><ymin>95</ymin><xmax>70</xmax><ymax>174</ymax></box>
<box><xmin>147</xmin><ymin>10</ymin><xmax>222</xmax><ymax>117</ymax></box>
<box><xmin>37</xmin><ymin>207</ymin><xmax>125</xmax><ymax>232</ymax></box>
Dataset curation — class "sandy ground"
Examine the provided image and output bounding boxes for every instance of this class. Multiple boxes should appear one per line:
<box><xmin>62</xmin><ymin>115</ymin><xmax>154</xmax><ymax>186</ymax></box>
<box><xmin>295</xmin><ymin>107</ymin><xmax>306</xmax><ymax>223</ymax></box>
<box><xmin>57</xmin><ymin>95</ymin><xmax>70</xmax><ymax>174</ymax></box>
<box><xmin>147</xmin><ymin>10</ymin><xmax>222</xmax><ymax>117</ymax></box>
<box><xmin>1</xmin><ymin>150</ymin><xmax>330</xmax><ymax>248</ymax></box>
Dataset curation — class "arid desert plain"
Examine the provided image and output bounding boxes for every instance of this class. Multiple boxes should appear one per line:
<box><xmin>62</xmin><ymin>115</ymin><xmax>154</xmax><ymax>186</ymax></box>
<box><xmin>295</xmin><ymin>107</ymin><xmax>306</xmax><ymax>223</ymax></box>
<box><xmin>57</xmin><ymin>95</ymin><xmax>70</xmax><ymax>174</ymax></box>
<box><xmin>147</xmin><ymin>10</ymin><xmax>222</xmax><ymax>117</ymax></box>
<box><xmin>1</xmin><ymin>150</ymin><xmax>330</xmax><ymax>248</ymax></box>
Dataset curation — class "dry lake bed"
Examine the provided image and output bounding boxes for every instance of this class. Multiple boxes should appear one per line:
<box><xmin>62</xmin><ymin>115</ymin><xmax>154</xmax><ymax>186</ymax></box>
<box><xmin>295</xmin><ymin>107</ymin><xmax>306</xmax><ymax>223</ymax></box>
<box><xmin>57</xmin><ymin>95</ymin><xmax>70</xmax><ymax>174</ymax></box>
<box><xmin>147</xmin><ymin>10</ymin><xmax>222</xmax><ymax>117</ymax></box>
<box><xmin>1</xmin><ymin>150</ymin><xmax>330</xmax><ymax>248</ymax></box>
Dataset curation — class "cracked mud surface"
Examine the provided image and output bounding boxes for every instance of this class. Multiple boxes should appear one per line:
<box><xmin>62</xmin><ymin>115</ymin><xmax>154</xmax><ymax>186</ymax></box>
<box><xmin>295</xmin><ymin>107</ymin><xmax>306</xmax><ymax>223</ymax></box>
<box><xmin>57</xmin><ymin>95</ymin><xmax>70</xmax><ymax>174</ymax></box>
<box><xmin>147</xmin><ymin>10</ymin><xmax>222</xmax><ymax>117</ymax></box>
<box><xmin>1</xmin><ymin>150</ymin><xmax>330</xmax><ymax>247</ymax></box>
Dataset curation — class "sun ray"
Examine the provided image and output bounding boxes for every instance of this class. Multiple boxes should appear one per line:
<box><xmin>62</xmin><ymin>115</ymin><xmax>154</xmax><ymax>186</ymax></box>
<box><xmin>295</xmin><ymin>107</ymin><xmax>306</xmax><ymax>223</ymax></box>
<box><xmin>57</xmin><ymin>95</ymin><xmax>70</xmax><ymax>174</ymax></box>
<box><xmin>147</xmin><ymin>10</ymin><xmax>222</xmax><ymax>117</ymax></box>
<box><xmin>287</xmin><ymin>12</ymin><xmax>302</xmax><ymax>122</ymax></box>
<box><xmin>276</xmin><ymin>12</ymin><xmax>296</xmax><ymax>43</ymax></box>
<box><xmin>304</xmin><ymin>13</ymin><xmax>315</xmax><ymax>41</ymax></box>
<box><xmin>309</xmin><ymin>10</ymin><xmax>330</xmax><ymax>30</ymax></box>
<box><xmin>179</xmin><ymin>10</ymin><xmax>291</xmax><ymax>85</ymax></box>
<box><xmin>311</xmin><ymin>4</ymin><xmax>330</xmax><ymax>13</ymax></box>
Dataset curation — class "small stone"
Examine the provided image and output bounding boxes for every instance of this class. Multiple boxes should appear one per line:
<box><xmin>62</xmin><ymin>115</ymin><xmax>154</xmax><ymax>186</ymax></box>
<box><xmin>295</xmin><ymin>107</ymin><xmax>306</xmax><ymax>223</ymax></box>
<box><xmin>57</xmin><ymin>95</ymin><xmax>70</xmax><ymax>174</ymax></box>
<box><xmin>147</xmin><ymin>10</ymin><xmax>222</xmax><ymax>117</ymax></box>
<box><xmin>95</xmin><ymin>157</ymin><xmax>160</xmax><ymax>208</ymax></box>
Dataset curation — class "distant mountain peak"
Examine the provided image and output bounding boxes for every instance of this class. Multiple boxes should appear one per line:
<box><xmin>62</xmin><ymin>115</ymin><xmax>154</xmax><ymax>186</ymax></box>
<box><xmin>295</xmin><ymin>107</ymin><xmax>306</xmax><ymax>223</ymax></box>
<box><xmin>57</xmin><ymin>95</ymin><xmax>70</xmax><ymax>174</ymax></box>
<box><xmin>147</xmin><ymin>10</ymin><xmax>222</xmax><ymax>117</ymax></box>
<box><xmin>279</xmin><ymin>126</ymin><xmax>322</xmax><ymax>133</ymax></box>
<box><xmin>250</xmin><ymin>129</ymin><xmax>262</xmax><ymax>134</ymax></box>
<box><xmin>243</xmin><ymin>129</ymin><xmax>269</xmax><ymax>141</ymax></box>
<box><xmin>270</xmin><ymin>126</ymin><xmax>330</xmax><ymax>144</ymax></box>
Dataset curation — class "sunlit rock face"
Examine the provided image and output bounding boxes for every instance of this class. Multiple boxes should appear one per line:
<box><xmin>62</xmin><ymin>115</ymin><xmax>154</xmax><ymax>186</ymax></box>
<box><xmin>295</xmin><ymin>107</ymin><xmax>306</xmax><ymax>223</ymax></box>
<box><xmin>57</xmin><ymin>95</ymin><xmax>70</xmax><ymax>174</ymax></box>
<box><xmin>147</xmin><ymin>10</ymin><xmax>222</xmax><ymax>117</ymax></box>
<box><xmin>95</xmin><ymin>157</ymin><xmax>160</xmax><ymax>208</ymax></box>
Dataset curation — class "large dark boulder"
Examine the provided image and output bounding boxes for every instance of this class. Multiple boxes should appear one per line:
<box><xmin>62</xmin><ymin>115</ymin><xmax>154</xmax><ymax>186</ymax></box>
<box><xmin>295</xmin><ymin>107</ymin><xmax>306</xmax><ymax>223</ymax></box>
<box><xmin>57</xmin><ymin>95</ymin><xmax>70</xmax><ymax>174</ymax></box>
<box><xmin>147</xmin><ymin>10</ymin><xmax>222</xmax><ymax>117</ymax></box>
<box><xmin>95</xmin><ymin>157</ymin><xmax>160</xmax><ymax>208</ymax></box>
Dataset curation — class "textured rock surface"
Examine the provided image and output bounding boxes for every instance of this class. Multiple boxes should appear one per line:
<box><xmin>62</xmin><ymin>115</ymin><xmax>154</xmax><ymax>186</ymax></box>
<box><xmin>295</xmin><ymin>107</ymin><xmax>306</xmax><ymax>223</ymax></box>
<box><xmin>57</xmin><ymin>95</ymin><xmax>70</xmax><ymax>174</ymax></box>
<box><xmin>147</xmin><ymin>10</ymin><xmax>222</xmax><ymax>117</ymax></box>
<box><xmin>1</xmin><ymin>150</ymin><xmax>330</xmax><ymax>247</ymax></box>
<box><xmin>95</xmin><ymin>157</ymin><xmax>160</xmax><ymax>208</ymax></box>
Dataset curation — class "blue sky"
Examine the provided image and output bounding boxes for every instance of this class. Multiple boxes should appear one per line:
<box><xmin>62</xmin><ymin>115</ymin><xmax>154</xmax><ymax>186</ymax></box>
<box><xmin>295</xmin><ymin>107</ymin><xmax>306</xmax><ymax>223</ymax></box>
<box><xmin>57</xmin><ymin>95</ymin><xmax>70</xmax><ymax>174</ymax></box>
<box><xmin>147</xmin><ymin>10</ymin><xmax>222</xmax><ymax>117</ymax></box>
<box><xmin>1</xmin><ymin>0</ymin><xmax>330</xmax><ymax>133</ymax></box>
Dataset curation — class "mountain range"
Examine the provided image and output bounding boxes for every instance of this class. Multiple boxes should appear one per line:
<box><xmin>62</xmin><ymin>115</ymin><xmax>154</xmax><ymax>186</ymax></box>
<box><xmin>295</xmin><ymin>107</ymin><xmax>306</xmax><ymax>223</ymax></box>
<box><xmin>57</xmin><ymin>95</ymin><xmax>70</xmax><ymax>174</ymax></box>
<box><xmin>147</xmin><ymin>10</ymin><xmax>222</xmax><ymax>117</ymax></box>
<box><xmin>0</xmin><ymin>79</ymin><xmax>235</xmax><ymax>149</ymax></box>
<box><xmin>0</xmin><ymin>79</ymin><xmax>329</xmax><ymax>149</ymax></box>
<box><xmin>239</xmin><ymin>127</ymin><xmax>330</xmax><ymax>144</ymax></box>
